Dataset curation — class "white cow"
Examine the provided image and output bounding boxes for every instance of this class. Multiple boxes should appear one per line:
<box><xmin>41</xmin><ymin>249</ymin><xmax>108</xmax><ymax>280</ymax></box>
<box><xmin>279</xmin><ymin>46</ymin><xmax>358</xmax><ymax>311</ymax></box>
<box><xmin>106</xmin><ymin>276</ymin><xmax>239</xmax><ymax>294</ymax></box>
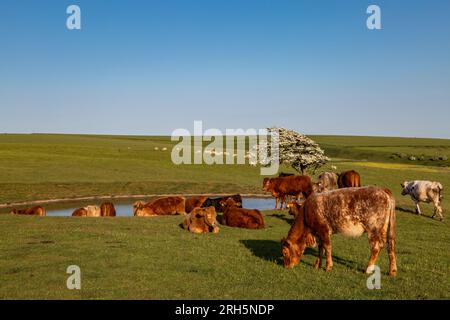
<box><xmin>401</xmin><ymin>180</ymin><xmax>444</xmax><ymax>220</ymax></box>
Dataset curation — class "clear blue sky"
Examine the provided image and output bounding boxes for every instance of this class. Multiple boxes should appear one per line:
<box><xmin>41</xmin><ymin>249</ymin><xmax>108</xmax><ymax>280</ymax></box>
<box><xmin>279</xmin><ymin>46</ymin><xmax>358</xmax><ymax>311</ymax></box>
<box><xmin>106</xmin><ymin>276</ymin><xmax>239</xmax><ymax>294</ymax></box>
<box><xmin>1</xmin><ymin>0</ymin><xmax>449</xmax><ymax>138</ymax></box>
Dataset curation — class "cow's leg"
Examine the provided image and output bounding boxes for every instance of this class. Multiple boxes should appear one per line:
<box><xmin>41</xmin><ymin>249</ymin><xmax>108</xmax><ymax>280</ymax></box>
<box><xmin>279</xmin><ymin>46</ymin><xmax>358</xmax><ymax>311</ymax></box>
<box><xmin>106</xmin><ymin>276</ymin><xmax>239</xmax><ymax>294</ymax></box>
<box><xmin>314</xmin><ymin>242</ymin><xmax>324</xmax><ymax>269</ymax></box>
<box><xmin>433</xmin><ymin>201</ymin><xmax>444</xmax><ymax>220</ymax></box>
<box><xmin>322</xmin><ymin>234</ymin><xmax>333</xmax><ymax>272</ymax></box>
<box><xmin>387</xmin><ymin>237</ymin><xmax>397</xmax><ymax>277</ymax></box>
<box><xmin>275</xmin><ymin>197</ymin><xmax>279</xmax><ymax>210</ymax></box>
<box><xmin>415</xmin><ymin>201</ymin><xmax>422</xmax><ymax>215</ymax></box>
<box><xmin>366</xmin><ymin>238</ymin><xmax>381</xmax><ymax>274</ymax></box>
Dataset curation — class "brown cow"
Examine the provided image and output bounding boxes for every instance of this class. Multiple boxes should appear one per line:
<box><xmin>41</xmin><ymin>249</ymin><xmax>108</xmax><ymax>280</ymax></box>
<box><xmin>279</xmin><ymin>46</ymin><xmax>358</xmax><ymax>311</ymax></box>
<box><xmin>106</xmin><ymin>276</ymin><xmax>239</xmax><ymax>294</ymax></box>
<box><xmin>262</xmin><ymin>175</ymin><xmax>313</xmax><ymax>209</ymax></box>
<box><xmin>11</xmin><ymin>206</ymin><xmax>46</xmax><ymax>216</ymax></box>
<box><xmin>220</xmin><ymin>198</ymin><xmax>265</xmax><ymax>229</ymax></box>
<box><xmin>133</xmin><ymin>196</ymin><xmax>186</xmax><ymax>216</ymax></box>
<box><xmin>282</xmin><ymin>187</ymin><xmax>397</xmax><ymax>276</ymax></box>
<box><xmin>185</xmin><ymin>196</ymin><xmax>208</xmax><ymax>213</ymax></box>
<box><xmin>183</xmin><ymin>206</ymin><xmax>219</xmax><ymax>234</ymax></box>
<box><xmin>337</xmin><ymin>170</ymin><xmax>361</xmax><ymax>188</ymax></box>
<box><xmin>100</xmin><ymin>202</ymin><xmax>116</xmax><ymax>217</ymax></box>
<box><xmin>201</xmin><ymin>194</ymin><xmax>242</xmax><ymax>213</ymax></box>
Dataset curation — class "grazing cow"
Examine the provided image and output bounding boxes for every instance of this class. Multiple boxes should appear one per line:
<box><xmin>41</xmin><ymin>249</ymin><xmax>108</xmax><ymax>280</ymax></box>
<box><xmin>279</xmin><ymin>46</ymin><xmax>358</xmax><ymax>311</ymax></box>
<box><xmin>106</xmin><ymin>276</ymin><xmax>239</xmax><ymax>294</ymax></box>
<box><xmin>183</xmin><ymin>206</ymin><xmax>219</xmax><ymax>234</ymax></box>
<box><xmin>220</xmin><ymin>198</ymin><xmax>265</xmax><ymax>229</ymax></box>
<box><xmin>185</xmin><ymin>196</ymin><xmax>208</xmax><ymax>213</ymax></box>
<box><xmin>282</xmin><ymin>187</ymin><xmax>397</xmax><ymax>276</ymax></box>
<box><xmin>314</xmin><ymin>172</ymin><xmax>338</xmax><ymax>193</ymax></box>
<box><xmin>262</xmin><ymin>175</ymin><xmax>313</xmax><ymax>209</ymax></box>
<box><xmin>11</xmin><ymin>206</ymin><xmax>46</xmax><ymax>216</ymax></box>
<box><xmin>100</xmin><ymin>202</ymin><xmax>116</xmax><ymax>217</ymax></box>
<box><xmin>72</xmin><ymin>205</ymin><xmax>101</xmax><ymax>217</ymax></box>
<box><xmin>401</xmin><ymin>180</ymin><xmax>444</xmax><ymax>220</ymax></box>
<box><xmin>337</xmin><ymin>170</ymin><xmax>361</xmax><ymax>188</ymax></box>
<box><xmin>133</xmin><ymin>196</ymin><xmax>186</xmax><ymax>216</ymax></box>
<box><xmin>202</xmin><ymin>194</ymin><xmax>242</xmax><ymax>213</ymax></box>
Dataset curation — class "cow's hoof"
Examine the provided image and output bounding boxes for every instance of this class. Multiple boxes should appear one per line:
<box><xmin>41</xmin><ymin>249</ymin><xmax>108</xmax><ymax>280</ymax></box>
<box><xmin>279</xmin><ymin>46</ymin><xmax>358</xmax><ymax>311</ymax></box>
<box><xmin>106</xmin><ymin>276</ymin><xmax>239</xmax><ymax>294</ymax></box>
<box><xmin>388</xmin><ymin>270</ymin><xmax>397</xmax><ymax>277</ymax></box>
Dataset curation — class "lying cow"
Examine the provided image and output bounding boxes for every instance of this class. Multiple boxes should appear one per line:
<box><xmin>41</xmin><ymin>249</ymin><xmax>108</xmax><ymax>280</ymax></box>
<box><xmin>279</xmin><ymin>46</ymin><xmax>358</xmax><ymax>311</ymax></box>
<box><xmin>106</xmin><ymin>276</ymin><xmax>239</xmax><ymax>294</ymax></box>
<box><xmin>11</xmin><ymin>206</ymin><xmax>46</xmax><ymax>216</ymax></box>
<box><xmin>313</xmin><ymin>172</ymin><xmax>338</xmax><ymax>193</ymax></box>
<box><xmin>262</xmin><ymin>175</ymin><xmax>313</xmax><ymax>209</ymax></box>
<box><xmin>100</xmin><ymin>202</ymin><xmax>116</xmax><ymax>217</ymax></box>
<box><xmin>183</xmin><ymin>206</ymin><xmax>219</xmax><ymax>234</ymax></box>
<box><xmin>133</xmin><ymin>196</ymin><xmax>186</xmax><ymax>216</ymax></box>
<box><xmin>220</xmin><ymin>198</ymin><xmax>265</xmax><ymax>229</ymax></box>
<box><xmin>282</xmin><ymin>187</ymin><xmax>397</xmax><ymax>276</ymax></box>
<box><xmin>202</xmin><ymin>194</ymin><xmax>242</xmax><ymax>213</ymax></box>
<box><xmin>401</xmin><ymin>180</ymin><xmax>444</xmax><ymax>220</ymax></box>
<box><xmin>337</xmin><ymin>170</ymin><xmax>361</xmax><ymax>188</ymax></box>
<box><xmin>185</xmin><ymin>196</ymin><xmax>208</xmax><ymax>213</ymax></box>
<box><xmin>72</xmin><ymin>205</ymin><xmax>101</xmax><ymax>217</ymax></box>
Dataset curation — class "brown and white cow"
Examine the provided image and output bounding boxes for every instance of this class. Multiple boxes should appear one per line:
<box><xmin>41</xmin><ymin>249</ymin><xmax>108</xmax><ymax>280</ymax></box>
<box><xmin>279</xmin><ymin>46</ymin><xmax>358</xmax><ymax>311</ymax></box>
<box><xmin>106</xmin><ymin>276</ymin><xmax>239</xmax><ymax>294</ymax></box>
<box><xmin>282</xmin><ymin>187</ymin><xmax>397</xmax><ymax>276</ymax></box>
<box><xmin>133</xmin><ymin>196</ymin><xmax>186</xmax><ymax>216</ymax></box>
<box><xmin>183</xmin><ymin>206</ymin><xmax>219</xmax><ymax>234</ymax></box>
<box><xmin>337</xmin><ymin>170</ymin><xmax>361</xmax><ymax>188</ymax></box>
<box><xmin>313</xmin><ymin>172</ymin><xmax>338</xmax><ymax>193</ymax></box>
<box><xmin>262</xmin><ymin>175</ymin><xmax>313</xmax><ymax>209</ymax></box>
<box><xmin>185</xmin><ymin>196</ymin><xmax>208</xmax><ymax>213</ymax></box>
<box><xmin>221</xmin><ymin>198</ymin><xmax>265</xmax><ymax>229</ymax></box>
<box><xmin>11</xmin><ymin>206</ymin><xmax>46</xmax><ymax>216</ymax></box>
<box><xmin>401</xmin><ymin>180</ymin><xmax>444</xmax><ymax>220</ymax></box>
<box><xmin>72</xmin><ymin>205</ymin><xmax>101</xmax><ymax>217</ymax></box>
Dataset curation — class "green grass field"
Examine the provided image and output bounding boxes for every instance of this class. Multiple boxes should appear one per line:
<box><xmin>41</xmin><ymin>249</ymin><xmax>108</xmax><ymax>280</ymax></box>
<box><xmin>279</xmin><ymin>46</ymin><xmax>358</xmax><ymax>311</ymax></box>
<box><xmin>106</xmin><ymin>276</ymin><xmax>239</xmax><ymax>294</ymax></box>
<box><xmin>0</xmin><ymin>134</ymin><xmax>449</xmax><ymax>299</ymax></box>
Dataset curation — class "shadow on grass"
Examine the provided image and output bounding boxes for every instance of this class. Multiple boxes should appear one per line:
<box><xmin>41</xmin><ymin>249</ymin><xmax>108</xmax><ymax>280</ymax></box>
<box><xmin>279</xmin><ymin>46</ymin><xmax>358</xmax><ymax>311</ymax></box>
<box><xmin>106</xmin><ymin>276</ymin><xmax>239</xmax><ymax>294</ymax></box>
<box><xmin>396</xmin><ymin>206</ymin><xmax>438</xmax><ymax>220</ymax></box>
<box><xmin>240</xmin><ymin>239</ymin><xmax>361</xmax><ymax>270</ymax></box>
<box><xmin>266</xmin><ymin>213</ymin><xmax>294</xmax><ymax>225</ymax></box>
<box><xmin>240</xmin><ymin>239</ymin><xmax>318</xmax><ymax>266</ymax></box>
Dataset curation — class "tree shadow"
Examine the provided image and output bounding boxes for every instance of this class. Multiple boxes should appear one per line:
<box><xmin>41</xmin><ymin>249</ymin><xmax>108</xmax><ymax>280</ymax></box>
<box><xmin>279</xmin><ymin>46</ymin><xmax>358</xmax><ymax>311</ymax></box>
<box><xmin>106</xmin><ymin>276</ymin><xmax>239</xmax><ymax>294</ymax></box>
<box><xmin>266</xmin><ymin>213</ymin><xmax>294</xmax><ymax>225</ymax></box>
<box><xmin>240</xmin><ymin>239</ymin><xmax>361</xmax><ymax>270</ymax></box>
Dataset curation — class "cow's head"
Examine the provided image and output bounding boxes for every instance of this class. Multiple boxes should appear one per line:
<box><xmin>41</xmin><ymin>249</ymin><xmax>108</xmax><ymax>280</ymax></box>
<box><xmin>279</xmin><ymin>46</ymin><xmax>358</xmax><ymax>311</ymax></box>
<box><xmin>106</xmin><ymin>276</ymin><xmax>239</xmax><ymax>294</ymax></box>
<box><xmin>221</xmin><ymin>198</ymin><xmax>239</xmax><ymax>209</ymax></box>
<box><xmin>10</xmin><ymin>208</ymin><xmax>17</xmax><ymax>215</ymax></box>
<box><xmin>262</xmin><ymin>178</ymin><xmax>271</xmax><ymax>191</ymax></box>
<box><xmin>400</xmin><ymin>181</ymin><xmax>409</xmax><ymax>195</ymax></box>
<box><xmin>133</xmin><ymin>201</ymin><xmax>146</xmax><ymax>216</ymax></box>
<box><xmin>282</xmin><ymin>203</ymin><xmax>316</xmax><ymax>268</ymax></box>
<box><xmin>281</xmin><ymin>238</ymin><xmax>300</xmax><ymax>268</ymax></box>
<box><xmin>204</xmin><ymin>206</ymin><xmax>218</xmax><ymax>227</ymax></box>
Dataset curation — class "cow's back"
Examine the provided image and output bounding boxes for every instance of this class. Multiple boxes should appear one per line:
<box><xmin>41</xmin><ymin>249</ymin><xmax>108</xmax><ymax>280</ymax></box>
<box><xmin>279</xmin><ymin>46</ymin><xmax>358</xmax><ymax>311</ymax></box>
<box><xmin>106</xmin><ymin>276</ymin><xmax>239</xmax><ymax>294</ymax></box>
<box><xmin>148</xmin><ymin>196</ymin><xmax>186</xmax><ymax>215</ymax></box>
<box><xmin>100</xmin><ymin>202</ymin><xmax>116</xmax><ymax>217</ymax></box>
<box><xmin>305</xmin><ymin>187</ymin><xmax>394</xmax><ymax>236</ymax></box>
<box><xmin>338</xmin><ymin>170</ymin><xmax>361</xmax><ymax>188</ymax></box>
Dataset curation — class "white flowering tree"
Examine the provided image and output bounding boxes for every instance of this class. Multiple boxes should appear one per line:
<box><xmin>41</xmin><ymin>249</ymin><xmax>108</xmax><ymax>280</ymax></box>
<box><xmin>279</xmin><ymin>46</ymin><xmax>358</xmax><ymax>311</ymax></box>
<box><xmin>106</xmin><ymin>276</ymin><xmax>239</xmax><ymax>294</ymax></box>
<box><xmin>255</xmin><ymin>127</ymin><xmax>329</xmax><ymax>174</ymax></box>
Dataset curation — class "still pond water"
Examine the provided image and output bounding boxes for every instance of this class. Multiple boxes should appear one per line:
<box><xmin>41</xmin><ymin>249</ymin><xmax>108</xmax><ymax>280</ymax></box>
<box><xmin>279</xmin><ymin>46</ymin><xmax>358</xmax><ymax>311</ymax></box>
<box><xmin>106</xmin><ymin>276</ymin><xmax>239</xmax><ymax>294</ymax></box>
<box><xmin>44</xmin><ymin>197</ymin><xmax>276</xmax><ymax>217</ymax></box>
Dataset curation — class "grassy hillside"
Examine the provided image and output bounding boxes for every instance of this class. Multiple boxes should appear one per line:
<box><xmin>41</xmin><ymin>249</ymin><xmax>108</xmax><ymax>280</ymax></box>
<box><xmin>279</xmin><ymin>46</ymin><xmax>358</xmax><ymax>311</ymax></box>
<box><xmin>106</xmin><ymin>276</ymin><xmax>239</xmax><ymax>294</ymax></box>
<box><xmin>0</xmin><ymin>134</ymin><xmax>449</xmax><ymax>299</ymax></box>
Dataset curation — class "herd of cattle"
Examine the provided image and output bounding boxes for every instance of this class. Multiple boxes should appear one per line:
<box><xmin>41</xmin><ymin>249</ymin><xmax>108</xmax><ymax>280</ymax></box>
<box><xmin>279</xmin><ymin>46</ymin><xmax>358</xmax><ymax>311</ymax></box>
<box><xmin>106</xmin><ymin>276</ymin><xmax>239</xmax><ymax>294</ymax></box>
<box><xmin>9</xmin><ymin>170</ymin><xmax>444</xmax><ymax>276</ymax></box>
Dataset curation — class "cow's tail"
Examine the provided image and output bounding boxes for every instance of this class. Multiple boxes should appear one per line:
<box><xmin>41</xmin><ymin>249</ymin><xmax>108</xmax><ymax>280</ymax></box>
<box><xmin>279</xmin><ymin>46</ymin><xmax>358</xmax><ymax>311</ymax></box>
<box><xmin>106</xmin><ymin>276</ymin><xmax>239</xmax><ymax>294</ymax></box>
<box><xmin>437</xmin><ymin>183</ymin><xmax>443</xmax><ymax>201</ymax></box>
<box><xmin>386</xmin><ymin>194</ymin><xmax>397</xmax><ymax>275</ymax></box>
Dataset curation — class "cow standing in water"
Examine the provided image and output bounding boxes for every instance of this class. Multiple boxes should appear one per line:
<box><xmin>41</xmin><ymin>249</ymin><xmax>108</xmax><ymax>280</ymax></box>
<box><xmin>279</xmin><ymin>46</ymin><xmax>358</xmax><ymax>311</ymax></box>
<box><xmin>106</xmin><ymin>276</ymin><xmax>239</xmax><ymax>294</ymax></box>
<box><xmin>401</xmin><ymin>180</ymin><xmax>444</xmax><ymax>220</ymax></box>
<box><xmin>262</xmin><ymin>175</ymin><xmax>313</xmax><ymax>209</ymax></box>
<box><xmin>282</xmin><ymin>187</ymin><xmax>397</xmax><ymax>276</ymax></box>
